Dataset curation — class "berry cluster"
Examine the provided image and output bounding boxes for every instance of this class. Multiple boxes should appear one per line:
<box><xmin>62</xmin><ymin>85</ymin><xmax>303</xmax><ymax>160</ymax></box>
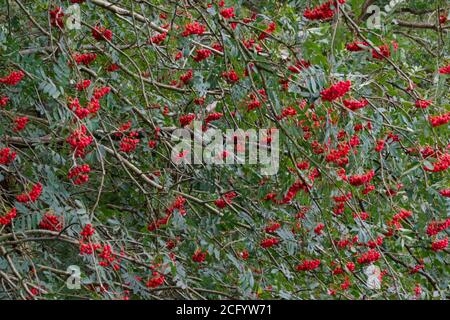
<box><xmin>181</xmin><ymin>22</ymin><xmax>206</xmax><ymax>37</ymax></box>
<box><xmin>0</xmin><ymin>70</ymin><xmax>25</xmax><ymax>86</ymax></box>
<box><xmin>179</xmin><ymin>113</ymin><xmax>196</xmax><ymax>127</ymax></box>
<box><xmin>73</xmin><ymin>53</ymin><xmax>97</xmax><ymax>66</ymax></box>
<box><xmin>222</xmin><ymin>70</ymin><xmax>239</xmax><ymax>83</ymax></box>
<box><xmin>428</xmin><ymin>112</ymin><xmax>450</xmax><ymax>127</ymax></box>
<box><xmin>357</xmin><ymin>249</ymin><xmax>381</xmax><ymax>264</ymax></box>
<box><xmin>0</xmin><ymin>95</ymin><xmax>9</xmax><ymax>107</ymax></box>
<box><xmin>320</xmin><ymin>80</ymin><xmax>351</xmax><ymax>102</ymax></box>
<box><xmin>220</xmin><ymin>7</ymin><xmax>235</xmax><ymax>19</ymax></box>
<box><xmin>0</xmin><ymin>208</ymin><xmax>17</xmax><ymax>225</ymax></box>
<box><xmin>13</xmin><ymin>116</ymin><xmax>29</xmax><ymax>132</ymax></box>
<box><xmin>119</xmin><ymin>132</ymin><xmax>140</xmax><ymax>153</ymax></box>
<box><xmin>343</xmin><ymin>99</ymin><xmax>368</xmax><ymax>111</ymax></box>
<box><xmin>348</xmin><ymin>169</ymin><xmax>375</xmax><ymax>187</ymax></box>
<box><xmin>39</xmin><ymin>213</ymin><xmax>64</xmax><ymax>232</ymax></box>
<box><xmin>192</xmin><ymin>249</ymin><xmax>207</xmax><ymax>263</ymax></box>
<box><xmin>16</xmin><ymin>183</ymin><xmax>43</xmax><ymax>203</ymax></box>
<box><xmin>66</xmin><ymin>125</ymin><xmax>93</xmax><ymax>157</ymax></box>
<box><xmin>296</xmin><ymin>259</ymin><xmax>321</xmax><ymax>271</ymax></box>
<box><xmin>415</xmin><ymin>99</ymin><xmax>432</xmax><ymax>109</ymax></box>
<box><xmin>49</xmin><ymin>7</ymin><xmax>64</xmax><ymax>28</ymax></box>
<box><xmin>303</xmin><ymin>0</ymin><xmax>346</xmax><ymax>21</ymax></box>
<box><xmin>260</xmin><ymin>237</ymin><xmax>279</xmax><ymax>248</ymax></box>
<box><xmin>68</xmin><ymin>164</ymin><xmax>91</xmax><ymax>185</ymax></box>
<box><xmin>0</xmin><ymin>147</ymin><xmax>16</xmax><ymax>165</ymax></box>
<box><xmin>214</xmin><ymin>191</ymin><xmax>237</xmax><ymax>209</ymax></box>
<box><xmin>92</xmin><ymin>26</ymin><xmax>113</xmax><ymax>41</ymax></box>
<box><xmin>149</xmin><ymin>32</ymin><xmax>167</xmax><ymax>45</ymax></box>
<box><xmin>193</xmin><ymin>49</ymin><xmax>212</xmax><ymax>62</ymax></box>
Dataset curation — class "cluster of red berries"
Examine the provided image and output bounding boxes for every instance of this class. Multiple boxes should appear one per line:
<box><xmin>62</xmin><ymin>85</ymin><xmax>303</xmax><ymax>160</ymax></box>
<box><xmin>260</xmin><ymin>237</ymin><xmax>279</xmax><ymax>248</ymax></box>
<box><xmin>179</xmin><ymin>113</ymin><xmax>196</xmax><ymax>127</ymax></box>
<box><xmin>374</xmin><ymin>139</ymin><xmax>385</xmax><ymax>153</ymax></box>
<box><xmin>93</xmin><ymin>86</ymin><xmax>111</xmax><ymax>99</ymax></box>
<box><xmin>372</xmin><ymin>43</ymin><xmax>398</xmax><ymax>60</ymax></box>
<box><xmin>68</xmin><ymin>98</ymin><xmax>92</xmax><ymax>119</ymax></box>
<box><xmin>0</xmin><ymin>70</ymin><xmax>25</xmax><ymax>86</ymax></box>
<box><xmin>81</xmin><ymin>224</ymin><xmax>95</xmax><ymax>239</ymax></box>
<box><xmin>415</xmin><ymin>99</ymin><xmax>432</xmax><ymax>109</ymax></box>
<box><xmin>345</xmin><ymin>41</ymin><xmax>369</xmax><ymax>51</ymax></box>
<box><xmin>220</xmin><ymin>7</ymin><xmax>235</xmax><ymax>19</ymax></box>
<box><xmin>192</xmin><ymin>249</ymin><xmax>207</xmax><ymax>263</ymax></box>
<box><xmin>348</xmin><ymin>169</ymin><xmax>375</xmax><ymax>186</ymax></box>
<box><xmin>343</xmin><ymin>98</ymin><xmax>368</xmax><ymax>111</ymax></box>
<box><xmin>49</xmin><ymin>7</ymin><xmax>64</xmax><ymax>28</ymax></box>
<box><xmin>147</xmin><ymin>214</ymin><xmax>171</xmax><ymax>232</ymax></box>
<box><xmin>66</xmin><ymin>125</ymin><xmax>93</xmax><ymax>157</ymax></box>
<box><xmin>426</xmin><ymin>218</ymin><xmax>450</xmax><ymax>236</ymax></box>
<box><xmin>79</xmin><ymin>224</ymin><xmax>101</xmax><ymax>256</ymax></box>
<box><xmin>167</xmin><ymin>196</ymin><xmax>187</xmax><ymax>216</ymax></box>
<box><xmin>73</xmin><ymin>53</ymin><xmax>97</xmax><ymax>66</ymax></box>
<box><xmin>334</xmin><ymin>235</ymin><xmax>358</xmax><ymax>249</ymax></box>
<box><xmin>320</xmin><ymin>80</ymin><xmax>351</xmax><ymax>102</ymax></box>
<box><xmin>314</xmin><ymin>223</ymin><xmax>325</xmax><ymax>235</ymax></box>
<box><xmin>106</xmin><ymin>63</ymin><xmax>120</xmax><ymax>72</ymax></box>
<box><xmin>245</xmin><ymin>91</ymin><xmax>266</xmax><ymax>111</ymax></box>
<box><xmin>179</xmin><ymin>69</ymin><xmax>193</xmax><ymax>85</ymax></box>
<box><xmin>13</xmin><ymin>116</ymin><xmax>29</xmax><ymax>132</ymax></box>
<box><xmin>68</xmin><ymin>86</ymin><xmax>109</xmax><ymax>119</ymax></box>
<box><xmin>303</xmin><ymin>0</ymin><xmax>346</xmax><ymax>21</ymax></box>
<box><xmin>332</xmin><ymin>192</ymin><xmax>351</xmax><ymax>215</ymax></box>
<box><xmin>119</xmin><ymin>132</ymin><xmax>140</xmax><ymax>153</ymax></box>
<box><xmin>214</xmin><ymin>191</ymin><xmax>237</xmax><ymax>209</ymax></box>
<box><xmin>98</xmin><ymin>244</ymin><xmax>119</xmax><ymax>268</ymax></box>
<box><xmin>389</xmin><ymin>209</ymin><xmax>413</xmax><ymax>230</ymax></box>
<box><xmin>357</xmin><ymin>249</ymin><xmax>381</xmax><ymax>264</ymax></box>
<box><xmin>345</xmin><ymin>41</ymin><xmax>398</xmax><ymax>60</ymax></box>
<box><xmin>204</xmin><ymin>112</ymin><xmax>224</xmax><ymax>126</ymax></box>
<box><xmin>0</xmin><ymin>208</ymin><xmax>17</xmax><ymax>225</ymax></box>
<box><xmin>0</xmin><ymin>147</ymin><xmax>16</xmax><ymax>165</ymax></box>
<box><xmin>193</xmin><ymin>49</ymin><xmax>212</xmax><ymax>62</ymax></box>
<box><xmin>68</xmin><ymin>164</ymin><xmax>91</xmax><ymax>185</ymax></box>
<box><xmin>239</xmin><ymin>250</ymin><xmax>249</xmax><ymax>260</ymax></box>
<box><xmin>92</xmin><ymin>26</ymin><xmax>113</xmax><ymax>41</ymax></box>
<box><xmin>264</xmin><ymin>222</ymin><xmax>281</xmax><ymax>233</ymax></box>
<box><xmin>281</xmin><ymin>180</ymin><xmax>309</xmax><ymax>204</ymax></box>
<box><xmin>222</xmin><ymin>70</ymin><xmax>239</xmax><ymax>83</ymax></box>
<box><xmin>429</xmin><ymin>112</ymin><xmax>450</xmax><ymax>127</ymax></box>
<box><xmin>149</xmin><ymin>32</ymin><xmax>167</xmax><ymax>45</ymax></box>
<box><xmin>258</xmin><ymin>22</ymin><xmax>276</xmax><ymax>40</ymax></box>
<box><xmin>439</xmin><ymin>65</ymin><xmax>450</xmax><ymax>74</ymax></box>
<box><xmin>16</xmin><ymin>183</ymin><xmax>43</xmax><ymax>203</ymax></box>
<box><xmin>366</xmin><ymin>236</ymin><xmax>384</xmax><ymax>249</ymax></box>
<box><xmin>181</xmin><ymin>22</ymin><xmax>206</xmax><ymax>37</ymax></box>
<box><xmin>146</xmin><ymin>273</ymin><xmax>165</xmax><ymax>288</ymax></box>
<box><xmin>75</xmin><ymin>79</ymin><xmax>91</xmax><ymax>91</ymax></box>
<box><xmin>423</xmin><ymin>153</ymin><xmax>450</xmax><ymax>172</ymax></box>
<box><xmin>296</xmin><ymin>259</ymin><xmax>321</xmax><ymax>271</ymax></box>
<box><xmin>39</xmin><ymin>213</ymin><xmax>64</xmax><ymax>232</ymax></box>
<box><xmin>326</xmin><ymin>142</ymin><xmax>351</xmax><ymax>166</ymax></box>
<box><xmin>278</xmin><ymin>106</ymin><xmax>297</xmax><ymax>119</ymax></box>
<box><xmin>0</xmin><ymin>95</ymin><xmax>9</xmax><ymax>107</ymax></box>
<box><xmin>242</xmin><ymin>39</ymin><xmax>263</xmax><ymax>53</ymax></box>
<box><xmin>431</xmin><ymin>237</ymin><xmax>448</xmax><ymax>252</ymax></box>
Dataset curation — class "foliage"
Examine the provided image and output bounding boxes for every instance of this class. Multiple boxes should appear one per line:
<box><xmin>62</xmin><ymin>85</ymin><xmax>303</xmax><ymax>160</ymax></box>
<box><xmin>0</xmin><ymin>0</ymin><xmax>449</xmax><ymax>300</ymax></box>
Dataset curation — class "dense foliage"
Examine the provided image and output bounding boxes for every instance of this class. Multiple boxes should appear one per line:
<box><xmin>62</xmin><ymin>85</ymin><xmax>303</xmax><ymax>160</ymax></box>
<box><xmin>0</xmin><ymin>0</ymin><xmax>449</xmax><ymax>300</ymax></box>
